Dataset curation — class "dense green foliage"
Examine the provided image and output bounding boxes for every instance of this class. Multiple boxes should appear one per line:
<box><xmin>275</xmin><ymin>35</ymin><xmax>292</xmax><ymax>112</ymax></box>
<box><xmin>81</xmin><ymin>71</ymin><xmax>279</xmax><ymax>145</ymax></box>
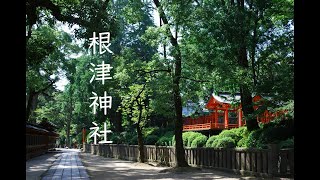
<box><xmin>172</xmin><ymin>132</ymin><xmax>208</xmax><ymax>148</ymax></box>
<box><xmin>26</xmin><ymin>0</ymin><xmax>294</xmax><ymax>163</ymax></box>
<box><xmin>206</xmin><ymin>127</ymin><xmax>248</xmax><ymax>148</ymax></box>
<box><xmin>144</xmin><ymin>135</ymin><xmax>159</xmax><ymax>145</ymax></box>
<box><xmin>186</xmin><ymin>132</ymin><xmax>203</xmax><ymax>147</ymax></box>
<box><xmin>206</xmin><ymin>135</ymin><xmax>218</xmax><ymax>147</ymax></box>
<box><xmin>156</xmin><ymin>131</ymin><xmax>174</xmax><ymax>146</ymax></box>
<box><xmin>191</xmin><ymin>135</ymin><xmax>208</xmax><ymax>148</ymax></box>
<box><xmin>279</xmin><ymin>137</ymin><xmax>294</xmax><ymax>149</ymax></box>
<box><xmin>212</xmin><ymin>137</ymin><xmax>236</xmax><ymax>148</ymax></box>
<box><xmin>246</xmin><ymin>119</ymin><xmax>294</xmax><ymax>149</ymax></box>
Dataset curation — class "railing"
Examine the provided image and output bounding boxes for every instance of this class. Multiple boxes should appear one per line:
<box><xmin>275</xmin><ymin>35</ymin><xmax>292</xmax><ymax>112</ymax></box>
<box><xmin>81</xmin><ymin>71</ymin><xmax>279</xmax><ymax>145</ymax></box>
<box><xmin>83</xmin><ymin>144</ymin><xmax>293</xmax><ymax>178</ymax></box>
<box><xmin>183</xmin><ymin>123</ymin><xmax>211</xmax><ymax>131</ymax></box>
<box><xmin>183</xmin><ymin>122</ymin><xmax>240</xmax><ymax>131</ymax></box>
<box><xmin>183</xmin><ymin>113</ymin><xmax>242</xmax><ymax>131</ymax></box>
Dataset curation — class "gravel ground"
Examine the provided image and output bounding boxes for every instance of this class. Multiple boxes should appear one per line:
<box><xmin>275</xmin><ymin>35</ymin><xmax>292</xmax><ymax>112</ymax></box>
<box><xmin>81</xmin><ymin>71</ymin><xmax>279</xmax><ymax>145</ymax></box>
<box><xmin>79</xmin><ymin>152</ymin><xmax>293</xmax><ymax>180</ymax></box>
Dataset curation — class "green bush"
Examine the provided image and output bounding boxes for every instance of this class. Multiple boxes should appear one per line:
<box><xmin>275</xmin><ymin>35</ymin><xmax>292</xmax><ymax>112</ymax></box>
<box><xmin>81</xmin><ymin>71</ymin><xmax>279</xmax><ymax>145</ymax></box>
<box><xmin>171</xmin><ymin>135</ymin><xmax>175</xmax><ymax>146</ymax></box>
<box><xmin>218</xmin><ymin>127</ymin><xmax>246</xmax><ymax>143</ymax></box>
<box><xmin>234</xmin><ymin>126</ymin><xmax>248</xmax><ymax>138</ymax></box>
<box><xmin>110</xmin><ymin>133</ymin><xmax>124</xmax><ymax>144</ymax></box>
<box><xmin>212</xmin><ymin>137</ymin><xmax>236</xmax><ymax>148</ymax></box>
<box><xmin>171</xmin><ymin>132</ymin><xmax>202</xmax><ymax>147</ymax></box>
<box><xmin>144</xmin><ymin>135</ymin><xmax>159</xmax><ymax>145</ymax></box>
<box><xmin>59</xmin><ymin>135</ymin><xmax>66</xmax><ymax>146</ymax></box>
<box><xmin>187</xmin><ymin>132</ymin><xmax>203</xmax><ymax>147</ymax></box>
<box><xmin>86</xmin><ymin>131</ymin><xmax>93</xmax><ymax>144</ymax></box>
<box><xmin>237</xmin><ymin>137</ymin><xmax>248</xmax><ymax>147</ymax></box>
<box><xmin>143</xmin><ymin>127</ymin><xmax>160</xmax><ymax>137</ymax></box>
<box><xmin>76</xmin><ymin>133</ymin><xmax>82</xmax><ymax>145</ymax></box>
<box><xmin>279</xmin><ymin>137</ymin><xmax>294</xmax><ymax>149</ymax></box>
<box><xmin>259</xmin><ymin>126</ymin><xmax>293</xmax><ymax>144</ymax></box>
<box><xmin>206</xmin><ymin>135</ymin><xmax>218</xmax><ymax>147</ymax></box>
<box><xmin>245</xmin><ymin>128</ymin><xmax>264</xmax><ymax>148</ymax></box>
<box><xmin>129</xmin><ymin>135</ymin><xmax>138</xmax><ymax>145</ymax></box>
<box><xmin>183</xmin><ymin>132</ymin><xmax>195</xmax><ymax>146</ymax></box>
<box><xmin>156</xmin><ymin>131</ymin><xmax>174</xmax><ymax>146</ymax></box>
<box><xmin>191</xmin><ymin>135</ymin><xmax>208</xmax><ymax>148</ymax></box>
<box><xmin>219</xmin><ymin>129</ymin><xmax>238</xmax><ymax>139</ymax></box>
<box><xmin>246</xmin><ymin>120</ymin><xmax>294</xmax><ymax>149</ymax></box>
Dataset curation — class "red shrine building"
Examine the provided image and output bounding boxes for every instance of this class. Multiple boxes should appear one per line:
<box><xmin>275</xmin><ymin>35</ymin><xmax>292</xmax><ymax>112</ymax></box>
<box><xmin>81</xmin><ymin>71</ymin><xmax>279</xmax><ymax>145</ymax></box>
<box><xmin>183</xmin><ymin>92</ymin><xmax>284</xmax><ymax>131</ymax></box>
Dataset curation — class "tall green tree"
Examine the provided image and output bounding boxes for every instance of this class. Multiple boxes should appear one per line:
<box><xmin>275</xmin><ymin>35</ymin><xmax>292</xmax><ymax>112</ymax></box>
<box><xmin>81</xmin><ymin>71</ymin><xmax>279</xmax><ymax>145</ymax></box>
<box><xmin>26</xmin><ymin>0</ymin><xmax>117</xmax><ymax>42</ymax></box>
<box><xmin>150</xmin><ymin>0</ymin><xmax>189</xmax><ymax>167</ymax></box>
<box><xmin>175</xmin><ymin>0</ymin><xmax>293</xmax><ymax>130</ymax></box>
<box><xmin>26</xmin><ymin>24</ymin><xmax>79</xmax><ymax>122</ymax></box>
<box><xmin>120</xmin><ymin>83</ymin><xmax>151</xmax><ymax>162</ymax></box>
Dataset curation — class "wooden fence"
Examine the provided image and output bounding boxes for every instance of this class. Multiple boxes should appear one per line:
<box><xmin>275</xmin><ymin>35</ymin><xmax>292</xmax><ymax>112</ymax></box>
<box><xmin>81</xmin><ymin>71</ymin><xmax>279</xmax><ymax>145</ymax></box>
<box><xmin>83</xmin><ymin>144</ymin><xmax>293</xmax><ymax>178</ymax></box>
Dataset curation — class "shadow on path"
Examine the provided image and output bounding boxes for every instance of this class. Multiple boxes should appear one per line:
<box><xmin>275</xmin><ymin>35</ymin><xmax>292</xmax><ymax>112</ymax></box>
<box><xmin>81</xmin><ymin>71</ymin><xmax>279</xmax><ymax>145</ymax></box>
<box><xmin>79</xmin><ymin>152</ymin><xmax>284</xmax><ymax>180</ymax></box>
<box><xmin>26</xmin><ymin>149</ymin><xmax>63</xmax><ymax>180</ymax></box>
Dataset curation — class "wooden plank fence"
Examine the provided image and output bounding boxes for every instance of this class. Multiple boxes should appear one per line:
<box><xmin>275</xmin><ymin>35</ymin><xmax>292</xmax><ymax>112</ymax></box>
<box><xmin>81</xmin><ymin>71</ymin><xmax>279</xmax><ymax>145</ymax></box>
<box><xmin>83</xmin><ymin>143</ymin><xmax>293</xmax><ymax>178</ymax></box>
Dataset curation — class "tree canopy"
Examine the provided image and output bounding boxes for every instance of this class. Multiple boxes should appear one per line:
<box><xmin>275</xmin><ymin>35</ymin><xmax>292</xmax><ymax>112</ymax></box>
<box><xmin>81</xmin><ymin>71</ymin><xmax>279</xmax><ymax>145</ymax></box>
<box><xmin>26</xmin><ymin>0</ymin><xmax>293</xmax><ymax>166</ymax></box>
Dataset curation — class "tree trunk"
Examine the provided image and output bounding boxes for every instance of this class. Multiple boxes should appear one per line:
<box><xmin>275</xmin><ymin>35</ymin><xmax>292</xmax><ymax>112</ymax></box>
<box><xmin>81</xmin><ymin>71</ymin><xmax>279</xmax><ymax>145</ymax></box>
<box><xmin>29</xmin><ymin>93</ymin><xmax>40</xmax><ymax>123</ymax></box>
<box><xmin>235</xmin><ymin>1</ymin><xmax>259</xmax><ymax>131</ymax></box>
<box><xmin>153</xmin><ymin>0</ymin><xmax>188</xmax><ymax>167</ymax></box>
<box><xmin>240</xmin><ymin>86</ymin><xmax>258</xmax><ymax>131</ymax></box>
<box><xmin>26</xmin><ymin>81</ymin><xmax>55</xmax><ymax>122</ymax></box>
<box><xmin>238</xmin><ymin>45</ymin><xmax>259</xmax><ymax>131</ymax></box>
<box><xmin>137</xmin><ymin>104</ymin><xmax>145</xmax><ymax>163</ymax></box>
<box><xmin>173</xmin><ymin>83</ymin><xmax>188</xmax><ymax>166</ymax></box>
<box><xmin>66</xmin><ymin>95</ymin><xmax>73</xmax><ymax>148</ymax></box>
<box><xmin>172</xmin><ymin>53</ymin><xmax>188</xmax><ymax>167</ymax></box>
<box><xmin>251</xmin><ymin>13</ymin><xmax>259</xmax><ymax>86</ymax></box>
<box><xmin>66</xmin><ymin>120</ymin><xmax>71</xmax><ymax>148</ymax></box>
<box><xmin>114</xmin><ymin>110</ymin><xmax>123</xmax><ymax>132</ymax></box>
<box><xmin>26</xmin><ymin>90</ymin><xmax>39</xmax><ymax>122</ymax></box>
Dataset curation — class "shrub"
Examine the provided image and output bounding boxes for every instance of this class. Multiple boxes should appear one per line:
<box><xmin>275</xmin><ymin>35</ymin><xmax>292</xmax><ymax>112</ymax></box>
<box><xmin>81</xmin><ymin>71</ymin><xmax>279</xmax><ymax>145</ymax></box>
<box><xmin>279</xmin><ymin>137</ymin><xmax>294</xmax><ymax>149</ymax></box>
<box><xmin>143</xmin><ymin>127</ymin><xmax>160</xmax><ymax>137</ymax></box>
<box><xmin>86</xmin><ymin>131</ymin><xmax>93</xmax><ymax>144</ymax></box>
<box><xmin>171</xmin><ymin>132</ymin><xmax>202</xmax><ymax>147</ymax></box>
<box><xmin>260</xmin><ymin>126</ymin><xmax>293</xmax><ymax>144</ymax></box>
<box><xmin>246</xmin><ymin>122</ymin><xmax>294</xmax><ymax>149</ymax></box>
<box><xmin>109</xmin><ymin>133</ymin><xmax>123</xmax><ymax>144</ymax></box>
<box><xmin>218</xmin><ymin>128</ymin><xmax>243</xmax><ymax>143</ymax></box>
<box><xmin>183</xmin><ymin>132</ymin><xmax>195</xmax><ymax>146</ymax></box>
<box><xmin>237</xmin><ymin>137</ymin><xmax>248</xmax><ymax>147</ymax></box>
<box><xmin>191</xmin><ymin>135</ymin><xmax>208</xmax><ymax>148</ymax></box>
<box><xmin>234</xmin><ymin>126</ymin><xmax>248</xmax><ymax>138</ymax></box>
<box><xmin>156</xmin><ymin>131</ymin><xmax>174</xmax><ymax>146</ymax></box>
<box><xmin>119</xmin><ymin>131</ymin><xmax>136</xmax><ymax>144</ymax></box>
<box><xmin>245</xmin><ymin>128</ymin><xmax>264</xmax><ymax>148</ymax></box>
<box><xmin>171</xmin><ymin>135</ymin><xmax>175</xmax><ymax>146</ymax></box>
<box><xmin>206</xmin><ymin>135</ymin><xmax>218</xmax><ymax>147</ymax></box>
<box><xmin>212</xmin><ymin>137</ymin><xmax>236</xmax><ymax>148</ymax></box>
<box><xmin>187</xmin><ymin>132</ymin><xmax>203</xmax><ymax>147</ymax></box>
<box><xmin>127</xmin><ymin>135</ymin><xmax>137</xmax><ymax>145</ymax></box>
<box><xmin>144</xmin><ymin>135</ymin><xmax>159</xmax><ymax>145</ymax></box>
<box><xmin>219</xmin><ymin>130</ymin><xmax>237</xmax><ymax>139</ymax></box>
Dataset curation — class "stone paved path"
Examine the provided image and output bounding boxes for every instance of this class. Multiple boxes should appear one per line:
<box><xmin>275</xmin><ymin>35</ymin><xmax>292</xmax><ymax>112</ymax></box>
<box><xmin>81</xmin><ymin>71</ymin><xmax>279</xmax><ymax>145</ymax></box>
<box><xmin>41</xmin><ymin>149</ymin><xmax>89</xmax><ymax>180</ymax></box>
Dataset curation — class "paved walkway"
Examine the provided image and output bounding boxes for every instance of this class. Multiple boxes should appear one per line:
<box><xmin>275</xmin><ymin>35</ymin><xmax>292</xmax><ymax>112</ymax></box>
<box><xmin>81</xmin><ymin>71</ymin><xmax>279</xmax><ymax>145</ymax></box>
<box><xmin>26</xmin><ymin>150</ymin><xmax>62</xmax><ymax>180</ymax></box>
<box><xmin>28</xmin><ymin>149</ymin><xmax>293</xmax><ymax>180</ymax></box>
<box><xmin>40</xmin><ymin>148</ymin><xmax>89</xmax><ymax>180</ymax></box>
